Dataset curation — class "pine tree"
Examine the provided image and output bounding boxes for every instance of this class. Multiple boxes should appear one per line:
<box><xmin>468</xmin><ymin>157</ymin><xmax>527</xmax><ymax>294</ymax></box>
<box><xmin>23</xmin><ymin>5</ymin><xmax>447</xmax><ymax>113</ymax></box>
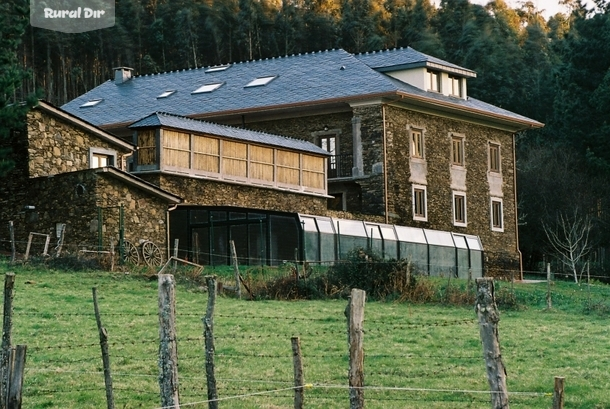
<box><xmin>0</xmin><ymin>0</ymin><xmax>37</xmax><ymax>177</ymax></box>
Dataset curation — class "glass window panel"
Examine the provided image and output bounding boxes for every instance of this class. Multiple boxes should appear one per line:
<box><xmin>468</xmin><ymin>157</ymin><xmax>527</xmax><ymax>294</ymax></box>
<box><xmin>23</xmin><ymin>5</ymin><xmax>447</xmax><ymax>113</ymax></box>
<box><xmin>395</xmin><ymin>226</ymin><xmax>427</xmax><ymax>244</ymax></box>
<box><xmin>380</xmin><ymin>225</ymin><xmax>397</xmax><ymax>241</ymax></box>
<box><xmin>300</xmin><ymin>216</ymin><xmax>318</xmax><ymax>232</ymax></box>
<box><xmin>210</xmin><ymin>211</ymin><xmax>226</xmax><ymax>222</ymax></box>
<box><xmin>424</xmin><ymin>229</ymin><xmax>455</xmax><ymax>247</ymax></box>
<box><xmin>316</xmin><ymin>218</ymin><xmax>335</xmax><ymax>234</ymax></box>
<box><xmin>452</xmin><ymin>234</ymin><xmax>468</xmax><ymax>249</ymax></box>
<box><xmin>335</xmin><ymin>219</ymin><xmax>367</xmax><ymax>237</ymax></box>
<box><xmin>466</xmin><ymin>236</ymin><xmax>483</xmax><ymax>251</ymax></box>
<box><xmin>189</xmin><ymin>209</ymin><xmax>208</xmax><ymax>224</ymax></box>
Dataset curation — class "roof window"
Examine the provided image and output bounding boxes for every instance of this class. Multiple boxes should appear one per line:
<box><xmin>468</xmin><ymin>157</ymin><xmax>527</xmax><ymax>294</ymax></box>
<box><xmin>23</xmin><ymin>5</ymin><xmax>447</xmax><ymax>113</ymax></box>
<box><xmin>192</xmin><ymin>82</ymin><xmax>224</xmax><ymax>94</ymax></box>
<box><xmin>80</xmin><ymin>99</ymin><xmax>103</xmax><ymax>108</ymax></box>
<box><xmin>245</xmin><ymin>76</ymin><xmax>277</xmax><ymax>88</ymax></box>
<box><xmin>157</xmin><ymin>90</ymin><xmax>176</xmax><ymax>99</ymax></box>
<box><xmin>205</xmin><ymin>64</ymin><xmax>231</xmax><ymax>73</ymax></box>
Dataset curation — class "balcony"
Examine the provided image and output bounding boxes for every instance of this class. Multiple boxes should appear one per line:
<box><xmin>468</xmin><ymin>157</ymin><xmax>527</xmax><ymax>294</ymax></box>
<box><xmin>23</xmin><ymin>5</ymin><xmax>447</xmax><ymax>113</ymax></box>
<box><xmin>328</xmin><ymin>154</ymin><xmax>353</xmax><ymax>179</ymax></box>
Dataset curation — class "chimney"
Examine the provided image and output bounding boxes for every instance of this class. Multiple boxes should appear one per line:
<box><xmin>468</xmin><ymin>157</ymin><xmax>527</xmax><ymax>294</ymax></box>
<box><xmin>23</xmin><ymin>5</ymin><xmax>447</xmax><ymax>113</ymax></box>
<box><xmin>113</xmin><ymin>67</ymin><xmax>134</xmax><ymax>84</ymax></box>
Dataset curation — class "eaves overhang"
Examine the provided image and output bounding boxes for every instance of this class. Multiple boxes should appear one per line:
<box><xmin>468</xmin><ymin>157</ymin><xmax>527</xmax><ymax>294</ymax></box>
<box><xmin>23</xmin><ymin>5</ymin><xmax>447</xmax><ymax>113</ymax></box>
<box><xmin>35</xmin><ymin>101</ymin><xmax>135</xmax><ymax>151</ymax></box>
<box><xmin>392</xmin><ymin>91</ymin><xmax>544</xmax><ymax>132</ymax></box>
<box><xmin>375</xmin><ymin>62</ymin><xmax>477</xmax><ymax>78</ymax></box>
<box><xmin>95</xmin><ymin>166</ymin><xmax>182</xmax><ymax>204</ymax></box>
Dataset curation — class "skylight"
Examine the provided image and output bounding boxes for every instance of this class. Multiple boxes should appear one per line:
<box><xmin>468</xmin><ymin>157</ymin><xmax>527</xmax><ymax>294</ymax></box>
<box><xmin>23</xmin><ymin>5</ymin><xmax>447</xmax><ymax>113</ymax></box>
<box><xmin>205</xmin><ymin>64</ymin><xmax>231</xmax><ymax>73</ymax></box>
<box><xmin>192</xmin><ymin>82</ymin><xmax>224</xmax><ymax>94</ymax></box>
<box><xmin>80</xmin><ymin>99</ymin><xmax>103</xmax><ymax>108</ymax></box>
<box><xmin>157</xmin><ymin>90</ymin><xmax>176</xmax><ymax>99</ymax></box>
<box><xmin>245</xmin><ymin>76</ymin><xmax>277</xmax><ymax>88</ymax></box>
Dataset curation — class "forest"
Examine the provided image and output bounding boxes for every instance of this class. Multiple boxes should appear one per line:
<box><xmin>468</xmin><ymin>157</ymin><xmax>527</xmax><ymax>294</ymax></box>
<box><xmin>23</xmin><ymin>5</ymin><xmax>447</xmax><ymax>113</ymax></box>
<box><xmin>2</xmin><ymin>0</ymin><xmax>610</xmax><ymax>274</ymax></box>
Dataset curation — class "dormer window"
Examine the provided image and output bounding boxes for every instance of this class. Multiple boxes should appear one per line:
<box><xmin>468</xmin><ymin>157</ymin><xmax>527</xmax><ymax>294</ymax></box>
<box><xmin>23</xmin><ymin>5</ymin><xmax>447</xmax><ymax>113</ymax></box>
<box><xmin>427</xmin><ymin>70</ymin><xmax>440</xmax><ymax>92</ymax></box>
<box><xmin>450</xmin><ymin>75</ymin><xmax>462</xmax><ymax>97</ymax></box>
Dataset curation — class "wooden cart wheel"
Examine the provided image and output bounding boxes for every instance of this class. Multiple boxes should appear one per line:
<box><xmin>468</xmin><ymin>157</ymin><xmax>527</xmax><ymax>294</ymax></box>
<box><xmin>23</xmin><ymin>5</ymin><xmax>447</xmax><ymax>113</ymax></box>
<box><xmin>122</xmin><ymin>240</ymin><xmax>140</xmax><ymax>265</ymax></box>
<box><xmin>141</xmin><ymin>240</ymin><xmax>163</xmax><ymax>267</ymax></box>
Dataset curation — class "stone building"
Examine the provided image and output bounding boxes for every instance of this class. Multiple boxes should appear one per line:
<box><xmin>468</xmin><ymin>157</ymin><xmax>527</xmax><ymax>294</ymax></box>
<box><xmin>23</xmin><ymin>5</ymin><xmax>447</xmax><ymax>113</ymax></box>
<box><xmin>58</xmin><ymin>47</ymin><xmax>542</xmax><ymax>275</ymax></box>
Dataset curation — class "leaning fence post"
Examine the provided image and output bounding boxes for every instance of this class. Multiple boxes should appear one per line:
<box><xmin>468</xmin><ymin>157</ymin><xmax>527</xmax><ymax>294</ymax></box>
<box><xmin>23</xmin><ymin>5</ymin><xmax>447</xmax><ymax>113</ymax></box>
<box><xmin>552</xmin><ymin>376</ymin><xmax>564</xmax><ymax>409</ymax></box>
<box><xmin>291</xmin><ymin>337</ymin><xmax>304</xmax><ymax>409</ymax></box>
<box><xmin>229</xmin><ymin>241</ymin><xmax>242</xmax><ymax>299</ymax></box>
<box><xmin>546</xmin><ymin>263</ymin><xmax>552</xmax><ymax>310</ymax></box>
<box><xmin>7</xmin><ymin>223</ymin><xmax>15</xmax><ymax>264</ymax></box>
<box><xmin>0</xmin><ymin>273</ymin><xmax>15</xmax><ymax>409</ymax></box>
<box><xmin>173</xmin><ymin>239</ymin><xmax>179</xmax><ymax>273</ymax></box>
<box><xmin>93</xmin><ymin>287</ymin><xmax>114</xmax><ymax>409</ymax></box>
<box><xmin>203</xmin><ymin>276</ymin><xmax>218</xmax><ymax>409</ymax></box>
<box><xmin>475</xmin><ymin>278</ymin><xmax>509</xmax><ymax>409</ymax></box>
<box><xmin>158</xmin><ymin>274</ymin><xmax>180</xmax><ymax>408</ymax></box>
<box><xmin>6</xmin><ymin>345</ymin><xmax>26</xmax><ymax>409</ymax></box>
<box><xmin>23</xmin><ymin>234</ymin><xmax>33</xmax><ymax>262</ymax></box>
<box><xmin>345</xmin><ymin>288</ymin><xmax>365</xmax><ymax>409</ymax></box>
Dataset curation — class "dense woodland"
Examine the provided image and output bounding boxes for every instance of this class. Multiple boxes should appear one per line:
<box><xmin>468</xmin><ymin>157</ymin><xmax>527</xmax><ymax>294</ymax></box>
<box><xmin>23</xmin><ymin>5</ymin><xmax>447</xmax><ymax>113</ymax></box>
<box><xmin>2</xmin><ymin>0</ymin><xmax>610</xmax><ymax>273</ymax></box>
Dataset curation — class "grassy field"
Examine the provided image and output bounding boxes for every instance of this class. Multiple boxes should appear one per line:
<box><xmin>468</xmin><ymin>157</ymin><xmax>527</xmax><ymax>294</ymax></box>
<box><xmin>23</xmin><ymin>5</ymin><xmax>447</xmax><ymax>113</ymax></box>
<box><xmin>1</xmin><ymin>260</ymin><xmax>609</xmax><ymax>408</ymax></box>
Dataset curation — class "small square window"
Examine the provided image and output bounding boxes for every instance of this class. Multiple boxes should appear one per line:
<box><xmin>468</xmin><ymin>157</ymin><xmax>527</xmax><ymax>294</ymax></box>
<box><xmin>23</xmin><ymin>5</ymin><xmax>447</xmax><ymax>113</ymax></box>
<box><xmin>453</xmin><ymin>192</ymin><xmax>467</xmax><ymax>226</ymax></box>
<box><xmin>451</xmin><ymin>135</ymin><xmax>464</xmax><ymax>166</ymax></box>
<box><xmin>491</xmin><ymin>199</ymin><xmax>504</xmax><ymax>231</ymax></box>
<box><xmin>449</xmin><ymin>75</ymin><xmax>462</xmax><ymax>97</ymax></box>
<box><xmin>245</xmin><ymin>76</ymin><xmax>277</xmax><ymax>88</ymax></box>
<box><xmin>411</xmin><ymin>128</ymin><xmax>424</xmax><ymax>159</ymax></box>
<box><xmin>427</xmin><ymin>70</ymin><xmax>440</xmax><ymax>92</ymax></box>
<box><xmin>192</xmin><ymin>82</ymin><xmax>224</xmax><ymax>94</ymax></box>
<box><xmin>89</xmin><ymin>148</ymin><xmax>116</xmax><ymax>169</ymax></box>
<box><xmin>489</xmin><ymin>143</ymin><xmax>501</xmax><ymax>173</ymax></box>
<box><xmin>413</xmin><ymin>185</ymin><xmax>427</xmax><ymax>221</ymax></box>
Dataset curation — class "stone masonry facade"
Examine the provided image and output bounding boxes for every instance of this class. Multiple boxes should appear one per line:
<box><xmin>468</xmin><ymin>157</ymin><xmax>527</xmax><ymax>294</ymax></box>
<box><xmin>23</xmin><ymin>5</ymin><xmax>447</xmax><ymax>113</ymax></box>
<box><xmin>27</xmin><ymin>109</ymin><xmax>132</xmax><ymax>177</ymax></box>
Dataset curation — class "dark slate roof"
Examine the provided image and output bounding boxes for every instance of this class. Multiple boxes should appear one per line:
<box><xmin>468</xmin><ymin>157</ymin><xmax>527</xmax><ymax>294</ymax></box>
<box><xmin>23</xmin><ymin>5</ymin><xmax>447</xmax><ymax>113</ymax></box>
<box><xmin>61</xmin><ymin>48</ymin><xmax>540</xmax><ymax>129</ymax></box>
<box><xmin>355</xmin><ymin>47</ymin><xmax>476</xmax><ymax>77</ymax></box>
<box><xmin>130</xmin><ymin>112</ymin><xmax>330</xmax><ymax>156</ymax></box>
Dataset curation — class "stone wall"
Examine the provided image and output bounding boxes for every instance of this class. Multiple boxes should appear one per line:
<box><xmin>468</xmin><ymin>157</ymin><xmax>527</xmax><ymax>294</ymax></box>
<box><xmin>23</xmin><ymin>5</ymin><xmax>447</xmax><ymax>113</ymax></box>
<box><xmin>0</xmin><ymin>169</ymin><xmax>170</xmax><ymax>259</ymax></box>
<box><xmin>384</xmin><ymin>105</ymin><xmax>519</xmax><ymax>272</ymax></box>
<box><xmin>27</xmin><ymin>109</ymin><xmax>131</xmax><ymax>177</ymax></box>
<box><xmin>138</xmin><ymin>173</ymin><xmax>328</xmax><ymax>215</ymax></box>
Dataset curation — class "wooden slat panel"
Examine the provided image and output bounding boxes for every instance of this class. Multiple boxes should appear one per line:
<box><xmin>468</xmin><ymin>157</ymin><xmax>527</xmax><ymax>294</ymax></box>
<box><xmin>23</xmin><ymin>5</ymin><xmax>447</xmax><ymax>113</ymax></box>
<box><xmin>302</xmin><ymin>154</ymin><xmax>324</xmax><ymax>171</ymax></box>
<box><xmin>303</xmin><ymin>171</ymin><xmax>325</xmax><ymax>190</ymax></box>
<box><xmin>250</xmin><ymin>163</ymin><xmax>274</xmax><ymax>181</ymax></box>
<box><xmin>137</xmin><ymin>130</ymin><xmax>156</xmax><ymax>165</ymax></box>
<box><xmin>163</xmin><ymin>148</ymin><xmax>190</xmax><ymax>168</ymax></box>
<box><xmin>276</xmin><ymin>150</ymin><xmax>299</xmax><ymax>167</ymax></box>
<box><xmin>163</xmin><ymin>130</ymin><xmax>190</xmax><ymax>150</ymax></box>
<box><xmin>193</xmin><ymin>154</ymin><xmax>219</xmax><ymax>173</ymax></box>
<box><xmin>223</xmin><ymin>141</ymin><xmax>247</xmax><ymax>159</ymax></box>
<box><xmin>223</xmin><ymin>158</ymin><xmax>247</xmax><ymax>177</ymax></box>
<box><xmin>278</xmin><ymin>167</ymin><xmax>299</xmax><ymax>185</ymax></box>
<box><xmin>250</xmin><ymin>145</ymin><xmax>273</xmax><ymax>163</ymax></box>
<box><xmin>193</xmin><ymin>135</ymin><xmax>219</xmax><ymax>155</ymax></box>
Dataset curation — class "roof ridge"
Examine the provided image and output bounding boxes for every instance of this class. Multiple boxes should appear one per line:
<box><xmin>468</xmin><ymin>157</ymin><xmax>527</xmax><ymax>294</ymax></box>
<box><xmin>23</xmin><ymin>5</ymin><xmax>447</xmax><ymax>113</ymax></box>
<box><xmin>149</xmin><ymin>111</ymin><xmax>317</xmax><ymax>144</ymax></box>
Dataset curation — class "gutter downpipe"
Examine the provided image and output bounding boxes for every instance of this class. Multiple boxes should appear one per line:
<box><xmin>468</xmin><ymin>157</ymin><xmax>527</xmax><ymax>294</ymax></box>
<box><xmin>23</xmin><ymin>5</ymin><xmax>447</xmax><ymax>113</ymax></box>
<box><xmin>382</xmin><ymin>105</ymin><xmax>389</xmax><ymax>224</ymax></box>
<box><xmin>513</xmin><ymin>133</ymin><xmax>523</xmax><ymax>280</ymax></box>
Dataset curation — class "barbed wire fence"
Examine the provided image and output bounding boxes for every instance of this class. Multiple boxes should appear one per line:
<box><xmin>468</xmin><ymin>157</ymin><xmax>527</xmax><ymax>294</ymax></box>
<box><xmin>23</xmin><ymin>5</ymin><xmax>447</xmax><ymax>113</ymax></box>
<box><xmin>0</xmin><ymin>270</ymin><xmax>568</xmax><ymax>409</ymax></box>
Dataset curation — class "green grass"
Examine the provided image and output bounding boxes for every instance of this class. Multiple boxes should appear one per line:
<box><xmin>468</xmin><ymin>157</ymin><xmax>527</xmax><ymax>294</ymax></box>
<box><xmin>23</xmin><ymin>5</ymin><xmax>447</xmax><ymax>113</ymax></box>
<box><xmin>1</xmin><ymin>260</ymin><xmax>610</xmax><ymax>408</ymax></box>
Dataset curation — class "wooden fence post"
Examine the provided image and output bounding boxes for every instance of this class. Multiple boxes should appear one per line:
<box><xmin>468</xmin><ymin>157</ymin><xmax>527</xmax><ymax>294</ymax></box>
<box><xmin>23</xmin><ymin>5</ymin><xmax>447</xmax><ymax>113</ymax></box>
<box><xmin>552</xmin><ymin>376</ymin><xmax>564</xmax><ymax>409</ymax></box>
<box><xmin>158</xmin><ymin>274</ymin><xmax>180</xmax><ymax>409</ymax></box>
<box><xmin>345</xmin><ymin>289</ymin><xmax>365</xmax><ymax>409</ymax></box>
<box><xmin>203</xmin><ymin>276</ymin><xmax>218</xmax><ymax>409</ymax></box>
<box><xmin>546</xmin><ymin>263</ymin><xmax>552</xmax><ymax>310</ymax></box>
<box><xmin>173</xmin><ymin>239</ymin><xmax>179</xmax><ymax>273</ymax></box>
<box><xmin>55</xmin><ymin>223</ymin><xmax>66</xmax><ymax>258</ymax></box>
<box><xmin>6</xmin><ymin>345</ymin><xmax>26</xmax><ymax>409</ymax></box>
<box><xmin>229</xmin><ymin>241</ymin><xmax>242</xmax><ymax>299</ymax></box>
<box><xmin>23</xmin><ymin>234</ymin><xmax>32</xmax><ymax>262</ymax></box>
<box><xmin>92</xmin><ymin>287</ymin><xmax>114</xmax><ymax>409</ymax></box>
<box><xmin>475</xmin><ymin>278</ymin><xmax>509</xmax><ymax>409</ymax></box>
<box><xmin>0</xmin><ymin>273</ymin><xmax>15</xmax><ymax>409</ymax></box>
<box><xmin>7</xmin><ymin>223</ymin><xmax>15</xmax><ymax>264</ymax></box>
<box><xmin>291</xmin><ymin>337</ymin><xmax>304</xmax><ymax>409</ymax></box>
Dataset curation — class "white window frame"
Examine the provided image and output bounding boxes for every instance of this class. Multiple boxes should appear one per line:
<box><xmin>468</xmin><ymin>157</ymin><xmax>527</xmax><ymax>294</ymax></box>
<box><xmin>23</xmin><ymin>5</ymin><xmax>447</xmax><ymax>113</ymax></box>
<box><xmin>449</xmin><ymin>75</ymin><xmax>462</xmax><ymax>97</ymax></box>
<box><xmin>89</xmin><ymin>147</ymin><xmax>117</xmax><ymax>169</ymax></box>
<box><xmin>489</xmin><ymin>142</ymin><xmax>501</xmax><ymax>173</ymax></box>
<box><xmin>452</xmin><ymin>191</ymin><xmax>467</xmax><ymax>227</ymax></box>
<box><xmin>192</xmin><ymin>82</ymin><xmax>224</xmax><ymax>94</ymax></box>
<box><xmin>412</xmin><ymin>184</ymin><xmax>428</xmax><ymax>222</ymax></box>
<box><xmin>410</xmin><ymin>127</ymin><xmax>425</xmax><ymax>159</ymax></box>
<box><xmin>245</xmin><ymin>75</ymin><xmax>278</xmax><ymax>88</ymax></box>
<box><xmin>427</xmin><ymin>69</ymin><xmax>441</xmax><ymax>92</ymax></box>
<box><xmin>491</xmin><ymin>198</ymin><xmax>504</xmax><ymax>232</ymax></box>
<box><xmin>451</xmin><ymin>133</ymin><xmax>465</xmax><ymax>166</ymax></box>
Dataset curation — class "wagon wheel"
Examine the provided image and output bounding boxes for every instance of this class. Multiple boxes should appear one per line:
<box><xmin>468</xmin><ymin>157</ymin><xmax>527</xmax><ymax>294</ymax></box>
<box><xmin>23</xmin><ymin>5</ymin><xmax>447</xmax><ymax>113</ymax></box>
<box><xmin>141</xmin><ymin>240</ymin><xmax>163</xmax><ymax>267</ymax></box>
<box><xmin>122</xmin><ymin>240</ymin><xmax>140</xmax><ymax>265</ymax></box>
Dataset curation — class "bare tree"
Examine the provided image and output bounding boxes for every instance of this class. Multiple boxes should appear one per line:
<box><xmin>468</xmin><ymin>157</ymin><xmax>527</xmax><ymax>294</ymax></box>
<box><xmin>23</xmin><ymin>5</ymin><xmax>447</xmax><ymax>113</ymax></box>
<box><xmin>543</xmin><ymin>210</ymin><xmax>592</xmax><ymax>283</ymax></box>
